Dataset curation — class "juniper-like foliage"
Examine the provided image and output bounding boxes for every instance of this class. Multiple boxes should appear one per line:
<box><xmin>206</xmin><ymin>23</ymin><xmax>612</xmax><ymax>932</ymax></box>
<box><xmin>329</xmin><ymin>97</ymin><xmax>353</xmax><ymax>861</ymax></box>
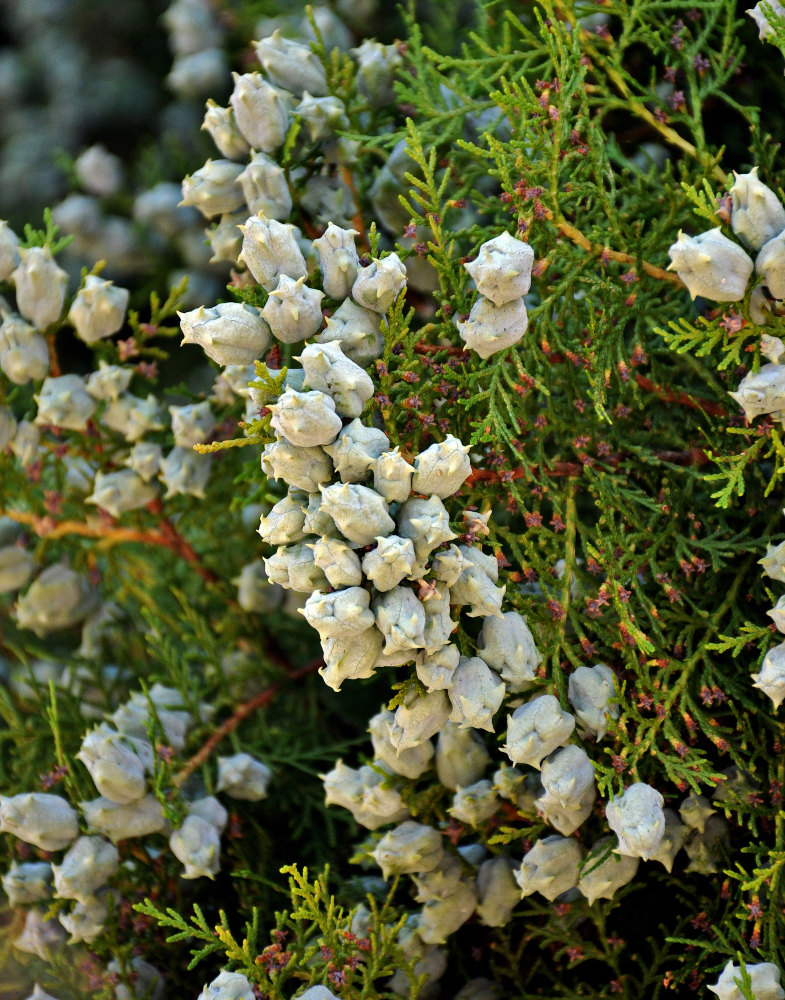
<box><xmin>2</xmin><ymin>2</ymin><xmax>785</xmax><ymax>1000</ymax></box>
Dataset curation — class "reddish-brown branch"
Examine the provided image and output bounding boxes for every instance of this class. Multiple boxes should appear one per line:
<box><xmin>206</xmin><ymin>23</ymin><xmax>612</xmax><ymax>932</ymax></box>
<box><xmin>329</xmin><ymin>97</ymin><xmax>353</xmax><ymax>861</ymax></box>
<box><xmin>173</xmin><ymin>659</ymin><xmax>323</xmax><ymax>787</ymax></box>
<box><xmin>633</xmin><ymin>374</ymin><xmax>727</xmax><ymax>418</ymax></box>
<box><xmin>2</xmin><ymin>500</ymin><xmax>219</xmax><ymax>585</ymax></box>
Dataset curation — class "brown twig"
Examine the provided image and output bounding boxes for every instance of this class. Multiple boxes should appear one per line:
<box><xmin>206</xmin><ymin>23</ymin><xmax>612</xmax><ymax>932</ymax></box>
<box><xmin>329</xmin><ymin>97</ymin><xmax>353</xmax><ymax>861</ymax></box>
<box><xmin>2</xmin><ymin>500</ymin><xmax>219</xmax><ymax>585</ymax></box>
<box><xmin>339</xmin><ymin>165</ymin><xmax>369</xmax><ymax>251</ymax></box>
<box><xmin>633</xmin><ymin>374</ymin><xmax>727</xmax><ymax>418</ymax></box>
<box><xmin>173</xmin><ymin>659</ymin><xmax>323</xmax><ymax>787</ymax></box>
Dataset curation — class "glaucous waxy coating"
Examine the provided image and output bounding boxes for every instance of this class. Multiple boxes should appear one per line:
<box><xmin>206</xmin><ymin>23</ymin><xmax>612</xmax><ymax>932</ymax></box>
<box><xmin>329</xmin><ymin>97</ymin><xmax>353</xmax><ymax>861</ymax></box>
<box><xmin>2</xmin><ymin>861</ymin><xmax>52</xmax><ymax>906</ymax></box>
<box><xmin>16</xmin><ymin>564</ymin><xmax>99</xmax><ymax>638</ymax></box>
<box><xmin>316</xmin><ymin>298</ymin><xmax>384</xmax><ymax>365</ymax></box>
<box><xmin>353</xmin><ymin>39</ymin><xmax>403</xmax><ymax>107</ymax></box>
<box><xmin>748</xmin><ymin>0</ymin><xmax>785</xmax><ymax>38</ymax></box>
<box><xmin>464</xmin><ymin>231</ymin><xmax>535</xmax><ymax>305</ymax></box>
<box><xmin>730</xmin><ymin>168</ymin><xmax>785</xmax><ymax>250</ymax></box>
<box><xmin>0</xmin><ymin>314</ymin><xmax>49</xmax><ymax>384</ymax></box>
<box><xmin>760</xmin><ymin>539</ymin><xmax>785</xmax><ymax>583</ymax></box>
<box><xmin>311</xmin><ymin>536</ymin><xmax>363</xmax><ymax>588</ymax></box>
<box><xmin>14</xmin><ymin>909</ymin><xmax>66</xmax><ymax>959</ymax></box>
<box><xmin>577</xmin><ymin>838</ymin><xmax>640</xmax><ymax>905</ymax></box>
<box><xmin>77</xmin><ymin>726</ymin><xmax>149</xmax><ymax>805</ymax></box>
<box><xmin>412</xmin><ymin>435</ymin><xmax>472</xmax><ymax>498</ymax></box>
<box><xmin>0</xmin><ymin>220</ymin><xmax>19</xmax><ymax>280</ymax></box>
<box><xmin>478</xmin><ymin>611</ymin><xmax>541</xmax><ymax>692</ymax></box>
<box><xmin>202</xmin><ymin>100</ymin><xmax>251</xmax><ymax>160</ymax></box>
<box><xmin>320</xmin><ymin>627</ymin><xmax>384</xmax><ymax>691</ymax></box>
<box><xmin>685</xmin><ymin>814</ymin><xmax>730</xmax><ymax>874</ymax></box>
<box><xmin>389</xmin><ymin>689</ymin><xmax>452</xmax><ymax>752</ymax></box>
<box><xmin>258</xmin><ymin>491</ymin><xmax>308</xmax><ymax>546</ymax></box>
<box><xmin>262</xmin><ymin>438</ymin><xmax>333</xmax><ymax>492</ymax></box>
<box><xmin>417</xmin><ymin>642</ymin><xmax>460</xmax><ymax>692</ymax></box>
<box><xmin>567</xmin><ymin>663</ymin><xmax>619</xmax><ymax>738</ymax></box>
<box><xmin>319</xmin><ymin>482</ymin><xmax>394</xmax><ymax>545</ymax></box>
<box><xmin>34</xmin><ymin>374</ymin><xmax>96</xmax><ymax>431</ymax></box>
<box><xmin>449</xmin><ymin>779</ymin><xmax>499</xmax><ymax>826</ymax></box>
<box><xmin>0</xmin><ymin>546</ymin><xmax>35</xmax><ymax>593</ymax></box>
<box><xmin>422</xmin><ymin>580</ymin><xmax>455</xmax><ymax>654</ymax></box>
<box><xmin>255</xmin><ymin>29</ymin><xmax>327</xmax><ymax>96</ymax></box>
<box><xmin>476</xmin><ymin>856</ymin><xmax>520</xmax><ymax>927</ymax></box>
<box><xmin>540</xmin><ymin>745</ymin><xmax>595</xmax><ymax>807</ymax></box>
<box><xmin>216</xmin><ymin>752</ymin><xmax>272</xmax><ymax>801</ymax></box>
<box><xmin>352</xmin><ymin>253</ymin><xmax>407</xmax><ymax>313</ymax></box>
<box><xmin>238</xmin><ymin>151</ymin><xmax>292</xmax><ymax>220</ymax></box>
<box><xmin>374</xmin><ymin>447</ymin><xmax>415</xmax><ymax>502</ymax></box>
<box><xmin>200</xmin><ymin>971</ymin><xmax>255</xmax><ymax>1000</ymax></box>
<box><xmin>180</xmin><ymin>159</ymin><xmax>245</xmax><ymax>218</ymax></box>
<box><xmin>296</xmin><ymin>93</ymin><xmax>350</xmax><ymax>144</ymax></box>
<box><xmin>11</xmin><ymin>420</ymin><xmax>40</xmax><ymax>467</ymax></box>
<box><xmin>180</xmin><ymin>302</ymin><xmax>271</xmax><ymax>367</ymax></box>
<box><xmin>448</xmin><ymin>656</ymin><xmax>505</xmax><ymax>732</ymax></box>
<box><xmin>86</xmin><ymin>361</ymin><xmax>132</xmax><ymax>401</ymax></box>
<box><xmin>68</xmin><ymin>275</ymin><xmax>129</xmax><ymax>343</ymax></box>
<box><xmin>233</xmin><ymin>559</ymin><xmax>283</xmax><ymax>613</ymax></box>
<box><xmin>679</xmin><ymin>791</ymin><xmax>714</xmax><ymax>833</ymax></box>
<box><xmin>302</xmin><ymin>587</ymin><xmax>375</xmax><ymax>639</ymax></box>
<box><xmin>159</xmin><ymin>447</ymin><xmax>212</xmax><ymax>499</ymax></box>
<box><xmin>536</xmin><ymin>782</ymin><xmax>596</xmax><ymax>836</ymax></box>
<box><xmin>396</xmin><ymin>494</ymin><xmax>456</xmax><ymax>564</ymax></box>
<box><xmin>52</xmin><ymin>836</ymin><xmax>119</xmax><ymax>903</ymax></box>
<box><xmin>303</xmin><ymin>491</ymin><xmax>342</xmax><ymax>538</ymax></box>
<box><xmin>80</xmin><ymin>794</ymin><xmax>167</xmax><ymax>843</ymax></box>
<box><xmin>261</xmin><ymin>274</ymin><xmax>325</xmax><ymax>343</ymax></box>
<box><xmin>605</xmin><ymin>782</ymin><xmax>665</xmax><ymax>860</ymax></box>
<box><xmin>312</xmin><ymin>222</ymin><xmax>359</xmax><ymax>298</ymax></box>
<box><xmin>103</xmin><ymin>393</ymin><xmax>164</xmax><ymax>442</ymax></box>
<box><xmin>362</xmin><ymin>535</ymin><xmax>416</xmax><ymax>592</ymax></box>
<box><xmin>86</xmin><ymin>470</ymin><xmax>158</xmax><ymax>519</ymax></box>
<box><xmin>229</xmin><ymin>72</ymin><xmax>289</xmax><ymax>152</ymax></box>
<box><xmin>206</xmin><ymin>211</ymin><xmax>245</xmax><ymax>265</ymax></box>
<box><xmin>430</xmin><ymin>544</ymin><xmax>469</xmax><ymax>587</ymax></box>
<box><xmin>647</xmin><ymin>808</ymin><xmax>690</xmax><ymax>873</ymax></box>
<box><xmin>436</xmin><ymin>721</ymin><xmax>491</xmax><ymax>790</ymax></box>
<box><xmin>369</xmin><ymin>708</ymin><xmax>434</xmax><ymax>779</ymax></box>
<box><xmin>324</xmin><ymin>419</ymin><xmax>389</xmax><ymax>482</ymax></box>
<box><xmin>412</xmin><ymin>852</ymin><xmax>463</xmax><ymax>903</ymax></box>
<box><xmin>268</xmin><ymin>389</ymin><xmax>341</xmax><ymax>447</ymax></box>
<box><xmin>170</xmin><ymin>814</ymin><xmax>221</xmax><ymax>879</ymax></box>
<box><xmin>373</xmin><ymin>821</ymin><xmax>444</xmax><ymax>879</ymax></box>
<box><xmin>238</xmin><ymin>215</ymin><xmax>307</xmax><ymax>291</ymax></box>
<box><xmin>125</xmin><ymin>442</ymin><xmax>163</xmax><ymax>483</ymax></box>
<box><xmin>756</xmin><ymin>231</ymin><xmax>785</xmax><ymax>299</ymax></box>
<box><xmin>708</xmin><ymin>961</ymin><xmax>785</xmax><ymax>1000</ymax></box>
<box><xmin>768</xmin><ymin>594</ymin><xmax>785</xmax><ymax>632</ymax></box>
<box><xmin>298</xmin><ymin>988</ymin><xmax>341</xmax><ymax>1000</ymax></box>
<box><xmin>11</xmin><ymin>246</ymin><xmax>68</xmax><ymax>328</ymax></box>
<box><xmin>263</xmin><ymin>541</ymin><xmax>329</xmax><ymax>593</ymax></box>
<box><xmin>299</xmin><ymin>340</ymin><xmax>374</xmax><ymax>418</ymax></box>
<box><xmin>516</xmin><ymin>834</ymin><xmax>583</xmax><ymax>901</ymax></box>
<box><xmin>457</xmin><ymin>295</ymin><xmax>529</xmax><ymax>359</ymax></box>
<box><xmin>730</xmin><ymin>363</ymin><xmax>785</xmax><ymax>422</ymax></box>
<box><xmin>0</xmin><ymin>793</ymin><xmax>79</xmax><ymax>852</ymax></box>
<box><xmin>322</xmin><ymin>760</ymin><xmax>408</xmax><ymax>830</ymax></box>
<box><xmin>667</xmin><ymin>228</ymin><xmax>753</xmax><ymax>301</ymax></box>
<box><xmin>187</xmin><ymin>796</ymin><xmax>228</xmax><ymax>833</ymax></box>
<box><xmin>449</xmin><ymin>557</ymin><xmax>505</xmax><ymax>619</ymax></box>
<box><xmin>373</xmin><ymin>585</ymin><xmax>427</xmax><ymax>653</ymax></box>
<box><xmin>504</xmin><ymin>695</ymin><xmax>576</xmax><ymax>768</ymax></box>
<box><xmin>752</xmin><ymin>641</ymin><xmax>785</xmax><ymax>708</ymax></box>
<box><xmin>419</xmin><ymin>881</ymin><xmax>478</xmax><ymax>945</ymax></box>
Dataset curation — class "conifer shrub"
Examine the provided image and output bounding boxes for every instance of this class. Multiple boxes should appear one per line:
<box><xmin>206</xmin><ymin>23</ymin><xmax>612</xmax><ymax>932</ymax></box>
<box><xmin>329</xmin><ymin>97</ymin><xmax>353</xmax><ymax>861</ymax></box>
<box><xmin>1</xmin><ymin>2</ymin><xmax>785</xmax><ymax>999</ymax></box>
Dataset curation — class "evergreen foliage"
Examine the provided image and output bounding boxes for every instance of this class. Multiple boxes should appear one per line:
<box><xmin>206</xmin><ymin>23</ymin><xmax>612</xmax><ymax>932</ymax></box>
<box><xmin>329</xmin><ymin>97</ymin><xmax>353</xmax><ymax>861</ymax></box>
<box><xmin>2</xmin><ymin>2</ymin><xmax>785</xmax><ymax>999</ymax></box>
